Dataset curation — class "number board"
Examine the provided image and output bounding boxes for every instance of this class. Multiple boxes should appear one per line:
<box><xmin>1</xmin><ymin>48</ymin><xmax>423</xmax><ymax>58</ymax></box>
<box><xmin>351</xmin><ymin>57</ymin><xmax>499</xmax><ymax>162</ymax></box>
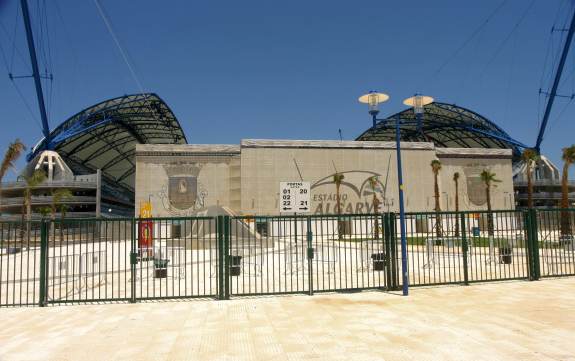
<box><xmin>279</xmin><ymin>181</ymin><xmax>311</xmax><ymax>213</ymax></box>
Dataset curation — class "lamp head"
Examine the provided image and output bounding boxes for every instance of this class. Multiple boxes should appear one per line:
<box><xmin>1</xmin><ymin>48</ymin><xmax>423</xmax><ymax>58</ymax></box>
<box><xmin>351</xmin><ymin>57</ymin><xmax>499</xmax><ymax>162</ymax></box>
<box><xmin>403</xmin><ymin>94</ymin><xmax>434</xmax><ymax>115</ymax></box>
<box><xmin>359</xmin><ymin>91</ymin><xmax>389</xmax><ymax>116</ymax></box>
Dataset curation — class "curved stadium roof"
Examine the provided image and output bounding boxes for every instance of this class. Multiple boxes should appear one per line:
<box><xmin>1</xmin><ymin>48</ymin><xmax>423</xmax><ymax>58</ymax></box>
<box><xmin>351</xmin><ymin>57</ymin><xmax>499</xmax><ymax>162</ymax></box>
<box><xmin>356</xmin><ymin>102</ymin><xmax>526</xmax><ymax>157</ymax></box>
<box><xmin>30</xmin><ymin>93</ymin><xmax>187</xmax><ymax>193</ymax></box>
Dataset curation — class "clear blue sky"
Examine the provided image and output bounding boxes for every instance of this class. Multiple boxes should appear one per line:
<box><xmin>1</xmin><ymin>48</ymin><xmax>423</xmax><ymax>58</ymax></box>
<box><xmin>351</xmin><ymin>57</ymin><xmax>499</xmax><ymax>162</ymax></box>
<box><xmin>1</xmin><ymin>0</ymin><xmax>575</xmax><ymax>178</ymax></box>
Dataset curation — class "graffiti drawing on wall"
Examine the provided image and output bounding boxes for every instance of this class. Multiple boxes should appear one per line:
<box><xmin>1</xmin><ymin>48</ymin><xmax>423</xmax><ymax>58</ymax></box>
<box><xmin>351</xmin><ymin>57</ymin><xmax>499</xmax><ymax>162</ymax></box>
<box><xmin>310</xmin><ymin>170</ymin><xmax>393</xmax><ymax>214</ymax></box>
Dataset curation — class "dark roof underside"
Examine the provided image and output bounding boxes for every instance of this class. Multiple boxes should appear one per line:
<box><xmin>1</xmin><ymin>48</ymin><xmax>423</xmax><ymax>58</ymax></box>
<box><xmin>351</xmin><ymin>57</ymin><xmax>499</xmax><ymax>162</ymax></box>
<box><xmin>31</xmin><ymin>93</ymin><xmax>187</xmax><ymax>193</ymax></box>
<box><xmin>356</xmin><ymin>102</ymin><xmax>525</xmax><ymax>156</ymax></box>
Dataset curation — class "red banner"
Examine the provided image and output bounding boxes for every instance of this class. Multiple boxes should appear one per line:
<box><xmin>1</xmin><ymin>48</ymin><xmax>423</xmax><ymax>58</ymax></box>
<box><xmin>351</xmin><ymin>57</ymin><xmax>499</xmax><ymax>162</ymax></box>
<box><xmin>138</xmin><ymin>220</ymin><xmax>153</xmax><ymax>258</ymax></box>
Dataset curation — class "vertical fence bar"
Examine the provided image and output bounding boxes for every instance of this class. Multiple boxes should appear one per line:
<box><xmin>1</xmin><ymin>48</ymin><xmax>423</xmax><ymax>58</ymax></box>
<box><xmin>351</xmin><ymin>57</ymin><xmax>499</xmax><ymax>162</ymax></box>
<box><xmin>306</xmin><ymin>216</ymin><xmax>313</xmax><ymax>296</ymax></box>
<box><xmin>460</xmin><ymin>213</ymin><xmax>469</xmax><ymax>286</ymax></box>
<box><xmin>383</xmin><ymin>213</ymin><xmax>391</xmax><ymax>290</ymax></box>
<box><xmin>224</xmin><ymin>215</ymin><xmax>230</xmax><ymax>300</ymax></box>
<box><xmin>38</xmin><ymin>220</ymin><xmax>48</xmax><ymax>307</ymax></box>
<box><xmin>530</xmin><ymin>209</ymin><xmax>541</xmax><ymax>280</ymax></box>
<box><xmin>523</xmin><ymin>210</ymin><xmax>534</xmax><ymax>281</ymax></box>
<box><xmin>217</xmin><ymin>215</ymin><xmax>224</xmax><ymax>300</ymax></box>
<box><xmin>130</xmin><ymin>218</ymin><xmax>137</xmax><ymax>303</ymax></box>
<box><xmin>389</xmin><ymin>213</ymin><xmax>399</xmax><ymax>290</ymax></box>
<box><xmin>525</xmin><ymin>209</ymin><xmax>542</xmax><ymax>281</ymax></box>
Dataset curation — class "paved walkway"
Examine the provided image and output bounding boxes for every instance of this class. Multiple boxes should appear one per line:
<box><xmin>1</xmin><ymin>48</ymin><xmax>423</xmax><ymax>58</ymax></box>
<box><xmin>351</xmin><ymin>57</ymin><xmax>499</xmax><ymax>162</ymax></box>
<box><xmin>1</xmin><ymin>278</ymin><xmax>574</xmax><ymax>361</ymax></box>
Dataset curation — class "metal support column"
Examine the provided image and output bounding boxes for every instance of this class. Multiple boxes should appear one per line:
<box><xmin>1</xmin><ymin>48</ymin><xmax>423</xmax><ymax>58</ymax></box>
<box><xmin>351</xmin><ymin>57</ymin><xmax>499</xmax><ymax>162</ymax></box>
<box><xmin>20</xmin><ymin>0</ymin><xmax>51</xmax><ymax>144</ymax></box>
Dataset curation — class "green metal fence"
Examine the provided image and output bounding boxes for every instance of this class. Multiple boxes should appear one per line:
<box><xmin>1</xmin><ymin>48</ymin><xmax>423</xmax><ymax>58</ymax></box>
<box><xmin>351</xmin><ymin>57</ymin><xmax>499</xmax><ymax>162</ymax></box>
<box><xmin>401</xmin><ymin>210</ymin><xmax>530</xmax><ymax>287</ymax></box>
<box><xmin>1</xmin><ymin>209</ymin><xmax>574</xmax><ymax>306</ymax></box>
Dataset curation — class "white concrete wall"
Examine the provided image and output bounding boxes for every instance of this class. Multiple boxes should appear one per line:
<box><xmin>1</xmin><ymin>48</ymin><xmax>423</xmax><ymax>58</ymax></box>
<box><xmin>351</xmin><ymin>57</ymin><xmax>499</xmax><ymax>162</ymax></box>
<box><xmin>135</xmin><ymin>141</ymin><xmax>515</xmax><ymax>217</ymax></box>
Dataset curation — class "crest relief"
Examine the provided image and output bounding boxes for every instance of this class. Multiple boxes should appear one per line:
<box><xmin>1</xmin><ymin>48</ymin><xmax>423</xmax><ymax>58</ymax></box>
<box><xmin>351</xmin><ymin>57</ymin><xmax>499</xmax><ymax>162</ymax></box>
<box><xmin>463</xmin><ymin>166</ymin><xmax>487</xmax><ymax>206</ymax></box>
<box><xmin>164</xmin><ymin>163</ymin><xmax>203</xmax><ymax>210</ymax></box>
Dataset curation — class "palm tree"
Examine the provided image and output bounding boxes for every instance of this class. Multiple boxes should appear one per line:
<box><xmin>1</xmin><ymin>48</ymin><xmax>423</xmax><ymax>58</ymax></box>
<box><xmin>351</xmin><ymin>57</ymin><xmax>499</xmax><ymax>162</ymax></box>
<box><xmin>521</xmin><ymin>148</ymin><xmax>539</xmax><ymax>209</ymax></box>
<box><xmin>21</xmin><ymin>170</ymin><xmax>46</xmax><ymax>238</ymax></box>
<box><xmin>0</xmin><ymin>139</ymin><xmax>26</xmax><ymax>214</ymax></box>
<box><xmin>333</xmin><ymin>172</ymin><xmax>345</xmax><ymax>238</ymax></box>
<box><xmin>480</xmin><ymin>170</ymin><xmax>501</xmax><ymax>237</ymax></box>
<box><xmin>38</xmin><ymin>206</ymin><xmax>51</xmax><ymax>220</ymax></box>
<box><xmin>368</xmin><ymin>176</ymin><xmax>381</xmax><ymax>239</ymax></box>
<box><xmin>560</xmin><ymin>145</ymin><xmax>575</xmax><ymax>236</ymax></box>
<box><xmin>51</xmin><ymin>189</ymin><xmax>73</xmax><ymax>241</ymax></box>
<box><xmin>431</xmin><ymin>160</ymin><xmax>443</xmax><ymax>237</ymax></box>
<box><xmin>453</xmin><ymin>172</ymin><xmax>460</xmax><ymax>237</ymax></box>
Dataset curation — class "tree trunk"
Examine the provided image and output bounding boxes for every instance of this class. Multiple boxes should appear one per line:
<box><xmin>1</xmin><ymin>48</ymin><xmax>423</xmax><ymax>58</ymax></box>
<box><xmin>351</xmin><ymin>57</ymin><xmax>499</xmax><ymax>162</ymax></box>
<box><xmin>336</xmin><ymin>183</ymin><xmax>341</xmax><ymax>215</ymax></box>
<box><xmin>486</xmin><ymin>183</ymin><xmax>494</xmax><ymax>237</ymax></box>
<box><xmin>434</xmin><ymin>172</ymin><xmax>443</xmax><ymax>237</ymax></box>
<box><xmin>25</xmin><ymin>194</ymin><xmax>32</xmax><ymax>240</ymax></box>
<box><xmin>20</xmin><ymin>206</ymin><xmax>25</xmax><ymax>241</ymax></box>
<box><xmin>60</xmin><ymin>211</ymin><xmax>65</xmax><ymax>242</ymax></box>
<box><xmin>336</xmin><ymin>183</ymin><xmax>342</xmax><ymax>239</ymax></box>
<box><xmin>560</xmin><ymin>162</ymin><xmax>571</xmax><ymax>236</ymax></box>
<box><xmin>373</xmin><ymin>194</ymin><xmax>379</xmax><ymax>239</ymax></box>
<box><xmin>527</xmin><ymin>162</ymin><xmax>533</xmax><ymax>208</ymax></box>
<box><xmin>454</xmin><ymin>179</ymin><xmax>460</xmax><ymax>237</ymax></box>
<box><xmin>0</xmin><ymin>184</ymin><xmax>3</xmax><ymax>217</ymax></box>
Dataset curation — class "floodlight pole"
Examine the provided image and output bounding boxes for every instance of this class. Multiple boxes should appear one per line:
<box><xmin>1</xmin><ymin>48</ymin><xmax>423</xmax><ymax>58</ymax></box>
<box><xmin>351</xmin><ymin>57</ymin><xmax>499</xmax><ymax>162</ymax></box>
<box><xmin>20</xmin><ymin>0</ymin><xmax>51</xmax><ymax>146</ymax></box>
<box><xmin>394</xmin><ymin>114</ymin><xmax>409</xmax><ymax>296</ymax></box>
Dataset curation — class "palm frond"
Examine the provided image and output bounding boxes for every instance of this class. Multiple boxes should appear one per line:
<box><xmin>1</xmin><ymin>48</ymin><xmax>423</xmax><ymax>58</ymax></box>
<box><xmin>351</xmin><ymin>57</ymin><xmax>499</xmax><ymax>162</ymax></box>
<box><xmin>0</xmin><ymin>139</ymin><xmax>26</xmax><ymax>181</ymax></box>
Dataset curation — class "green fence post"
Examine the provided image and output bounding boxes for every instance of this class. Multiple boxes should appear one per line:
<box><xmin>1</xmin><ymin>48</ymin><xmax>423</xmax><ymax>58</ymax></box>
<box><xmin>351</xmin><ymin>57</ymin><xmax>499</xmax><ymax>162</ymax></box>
<box><xmin>217</xmin><ymin>215</ymin><xmax>225</xmax><ymax>300</ymax></box>
<box><xmin>38</xmin><ymin>220</ymin><xmax>48</xmax><ymax>307</ymax></box>
<box><xmin>389</xmin><ymin>212</ymin><xmax>399</xmax><ymax>290</ymax></box>
<box><xmin>306</xmin><ymin>216</ymin><xmax>314</xmax><ymax>296</ymax></box>
<box><xmin>460</xmin><ymin>213</ymin><xmax>469</xmax><ymax>285</ymax></box>
<box><xmin>523</xmin><ymin>210</ymin><xmax>536</xmax><ymax>281</ymax></box>
<box><xmin>130</xmin><ymin>218</ymin><xmax>137</xmax><ymax>303</ymax></box>
<box><xmin>383</xmin><ymin>213</ymin><xmax>392</xmax><ymax>290</ymax></box>
<box><xmin>224</xmin><ymin>215</ymin><xmax>231</xmax><ymax>300</ymax></box>
<box><xmin>530</xmin><ymin>208</ymin><xmax>541</xmax><ymax>280</ymax></box>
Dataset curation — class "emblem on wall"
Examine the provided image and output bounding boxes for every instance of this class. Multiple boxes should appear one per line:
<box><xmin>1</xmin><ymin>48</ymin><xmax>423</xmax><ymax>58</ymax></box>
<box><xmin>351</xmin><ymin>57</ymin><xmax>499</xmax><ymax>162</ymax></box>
<box><xmin>158</xmin><ymin>163</ymin><xmax>207</xmax><ymax>214</ymax></box>
<box><xmin>168</xmin><ymin>176</ymin><xmax>197</xmax><ymax>210</ymax></box>
<box><xmin>464</xmin><ymin>165</ymin><xmax>487</xmax><ymax>206</ymax></box>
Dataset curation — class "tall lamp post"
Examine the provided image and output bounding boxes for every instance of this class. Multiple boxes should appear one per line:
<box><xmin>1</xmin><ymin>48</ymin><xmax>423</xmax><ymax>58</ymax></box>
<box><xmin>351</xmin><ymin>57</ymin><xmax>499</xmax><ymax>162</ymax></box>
<box><xmin>359</xmin><ymin>92</ymin><xmax>433</xmax><ymax>296</ymax></box>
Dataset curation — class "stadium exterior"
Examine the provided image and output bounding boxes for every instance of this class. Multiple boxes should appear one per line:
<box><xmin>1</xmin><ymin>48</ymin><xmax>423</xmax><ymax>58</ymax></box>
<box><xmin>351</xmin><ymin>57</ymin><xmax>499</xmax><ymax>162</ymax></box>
<box><xmin>2</xmin><ymin>99</ymin><xmax>572</xmax><ymax>221</ymax></box>
<box><xmin>355</xmin><ymin>102</ymin><xmax>575</xmax><ymax>208</ymax></box>
<box><xmin>0</xmin><ymin>93</ymin><xmax>187</xmax><ymax>220</ymax></box>
<box><xmin>355</xmin><ymin>102</ymin><xmax>526</xmax><ymax>155</ymax></box>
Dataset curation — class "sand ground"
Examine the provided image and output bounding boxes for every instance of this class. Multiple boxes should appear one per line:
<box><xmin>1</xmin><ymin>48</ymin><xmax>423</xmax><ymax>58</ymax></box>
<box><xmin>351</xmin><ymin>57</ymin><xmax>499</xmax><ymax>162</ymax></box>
<box><xmin>1</xmin><ymin>278</ymin><xmax>574</xmax><ymax>361</ymax></box>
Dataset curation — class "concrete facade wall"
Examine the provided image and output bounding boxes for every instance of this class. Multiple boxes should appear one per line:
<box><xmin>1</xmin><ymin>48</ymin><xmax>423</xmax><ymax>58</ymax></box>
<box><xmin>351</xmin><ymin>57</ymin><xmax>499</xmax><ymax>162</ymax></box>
<box><xmin>135</xmin><ymin>140</ymin><xmax>514</xmax><ymax>217</ymax></box>
<box><xmin>437</xmin><ymin>150</ymin><xmax>515</xmax><ymax>211</ymax></box>
<box><xmin>135</xmin><ymin>144</ymin><xmax>241</xmax><ymax>217</ymax></box>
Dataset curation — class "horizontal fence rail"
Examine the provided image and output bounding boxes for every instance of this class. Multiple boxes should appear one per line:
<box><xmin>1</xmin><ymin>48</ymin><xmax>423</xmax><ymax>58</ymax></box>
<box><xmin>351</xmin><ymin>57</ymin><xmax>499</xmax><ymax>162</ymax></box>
<box><xmin>1</xmin><ymin>209</ymin><xmax>574</xmax><ymax>307</ymax></box>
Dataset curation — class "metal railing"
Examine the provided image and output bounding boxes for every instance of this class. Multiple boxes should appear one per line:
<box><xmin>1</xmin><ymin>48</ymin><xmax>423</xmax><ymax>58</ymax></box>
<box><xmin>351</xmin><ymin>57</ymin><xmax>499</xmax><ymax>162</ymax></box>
<box><xmin>1</xmin><ymin>209</ymin><xmax>574</xmax><ymax>307</ymax></box>
<box><xmin>402</xmin><ymin>210</ymin><xmax>530</xmax><ymax>286</ymax></box>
